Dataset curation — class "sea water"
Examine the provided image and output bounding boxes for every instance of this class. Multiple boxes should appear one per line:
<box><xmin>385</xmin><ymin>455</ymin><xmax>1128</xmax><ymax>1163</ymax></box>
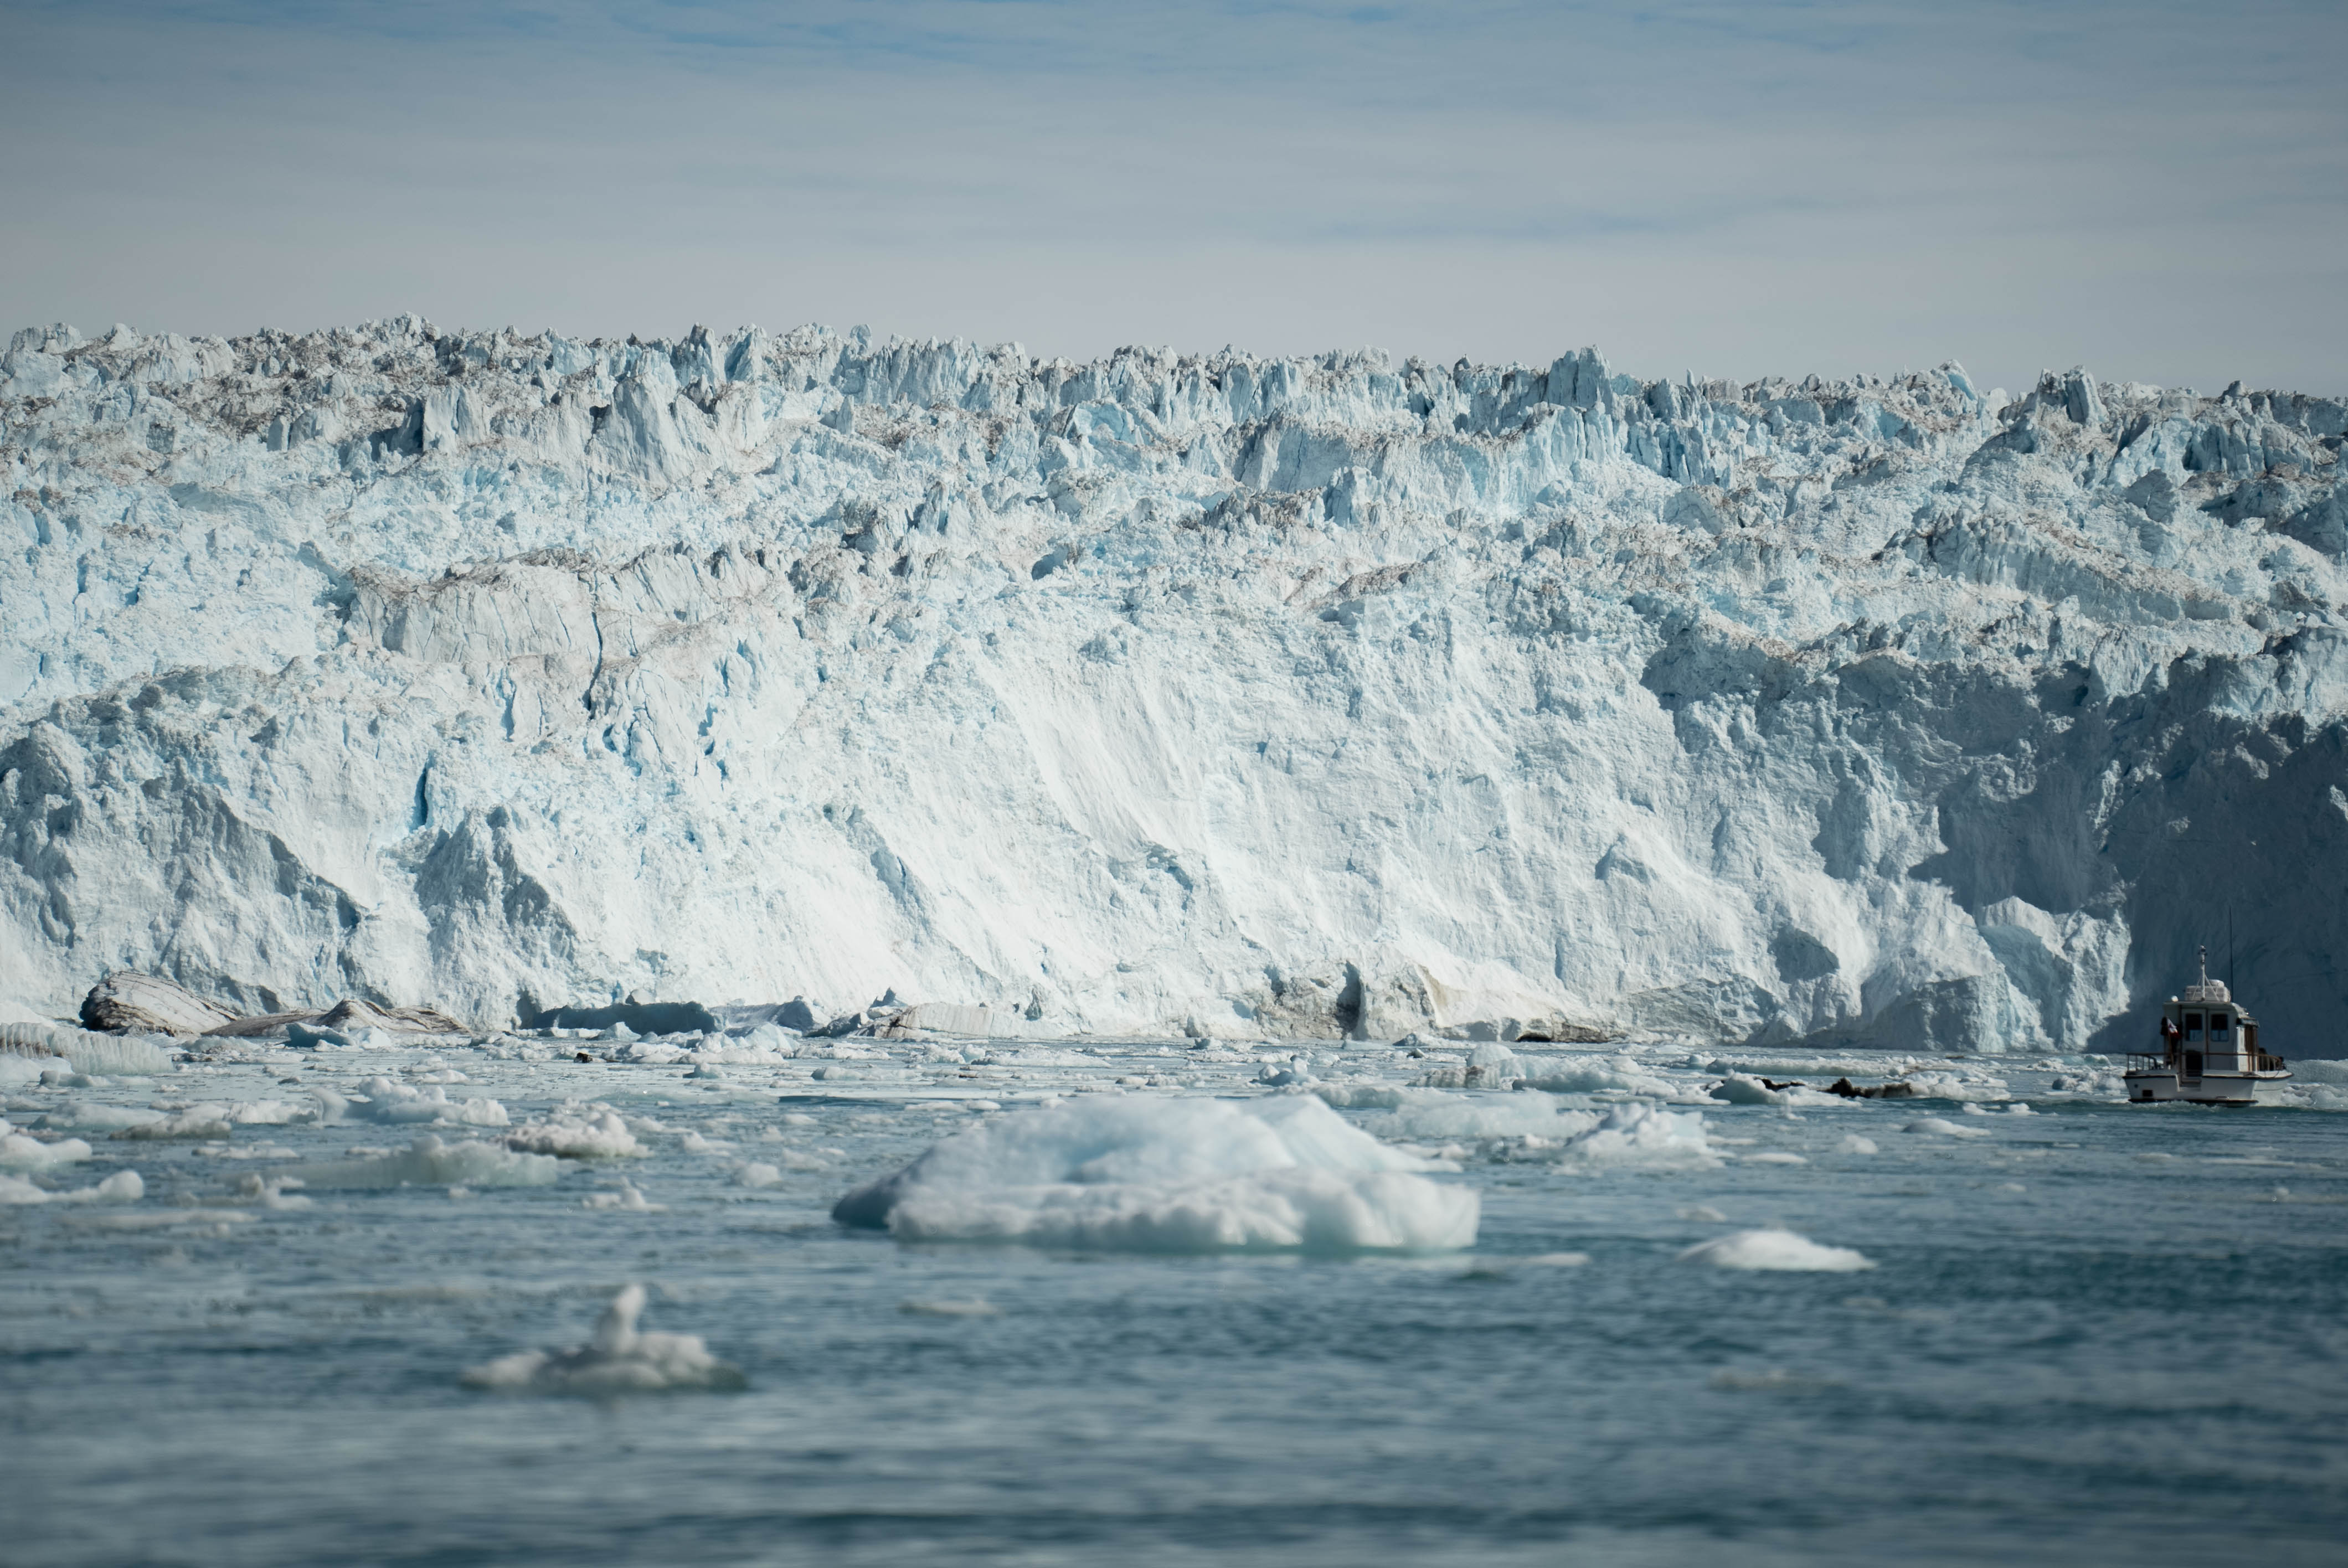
<box><xmin>3</xmin><ymin>1039</ymin><xmax>2343</xmax><ymax>1566</ymax></box>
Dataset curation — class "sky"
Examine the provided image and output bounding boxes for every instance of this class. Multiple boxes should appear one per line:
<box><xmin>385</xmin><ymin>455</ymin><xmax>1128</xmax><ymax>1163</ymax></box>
<box><xmin>2</xmin><ymin>0</ymin><xmax>2344</xmax><ymax>396</ymax></box>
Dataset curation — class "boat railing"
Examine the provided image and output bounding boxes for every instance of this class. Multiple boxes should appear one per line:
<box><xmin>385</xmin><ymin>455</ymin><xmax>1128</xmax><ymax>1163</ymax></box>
<box><xmin>2126</xmin><ymin>1051</ymin><xmax>2288</xmax><ymax>1074</ymax></box>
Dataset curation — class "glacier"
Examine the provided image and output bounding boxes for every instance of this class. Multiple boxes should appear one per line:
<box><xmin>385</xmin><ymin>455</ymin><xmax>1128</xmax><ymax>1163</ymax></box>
<box><xmin>3</xmin><ymin>316</ymin><xmax>2345</xmax><ymax>1054</ymax></box>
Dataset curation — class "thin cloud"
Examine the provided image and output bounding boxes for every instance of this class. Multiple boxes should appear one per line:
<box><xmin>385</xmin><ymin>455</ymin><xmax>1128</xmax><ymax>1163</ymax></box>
<box><xmin>1</xmin><ymin>0</ymin><xmax>2341</xmax><ymax>393</ymax></box>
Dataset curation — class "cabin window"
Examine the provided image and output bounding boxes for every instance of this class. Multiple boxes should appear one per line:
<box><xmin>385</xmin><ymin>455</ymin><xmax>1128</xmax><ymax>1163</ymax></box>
<box><xmin>2245</xmin><ymin>1022</ymin><xmax>2259</xmax><ymax>1055</ymax></box>
<box><xmin>2184</xmin><ymin>1013</ymin><xmax>2203</xmax><ymax>1039</ymax></box>
<box><xmin>2208</xmin><ymin>1012</ymin><xmax>2231</xmax><ymax>1039</ymax></box>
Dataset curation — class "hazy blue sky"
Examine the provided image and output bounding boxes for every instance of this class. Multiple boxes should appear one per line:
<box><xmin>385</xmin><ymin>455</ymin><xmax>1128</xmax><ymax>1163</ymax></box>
<box><xmin>3</xmin><ymin>1</ymin><xmax>2343</xmax><ymax>394</ymax></box>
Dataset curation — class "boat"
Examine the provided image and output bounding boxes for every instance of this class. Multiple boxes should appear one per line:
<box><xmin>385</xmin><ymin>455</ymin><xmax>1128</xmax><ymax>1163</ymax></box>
<box><xmin>2124</xmin><ymin>948</ymin><xmax>2292</xmax><ymax>1105</ymax></box>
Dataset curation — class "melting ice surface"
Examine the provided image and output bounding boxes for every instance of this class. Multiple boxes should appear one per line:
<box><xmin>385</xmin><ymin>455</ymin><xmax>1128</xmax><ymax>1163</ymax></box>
<box><xmin>3</xmin><ymin>1034</ymin><xmax>2345</xmax><ymax>1566</ymax></box>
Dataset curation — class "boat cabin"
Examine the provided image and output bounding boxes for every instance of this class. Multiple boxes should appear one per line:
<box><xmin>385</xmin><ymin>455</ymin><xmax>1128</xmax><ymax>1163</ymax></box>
<box><xmin>2124</xmin><ymin>947</ymin><xmax>2291</xmax><ymax>1105</ymax></box>
<box><xmin>2164</xmin><ymin>993</ymin><xmax>2278</xmax><ymax>1077</ymax></box>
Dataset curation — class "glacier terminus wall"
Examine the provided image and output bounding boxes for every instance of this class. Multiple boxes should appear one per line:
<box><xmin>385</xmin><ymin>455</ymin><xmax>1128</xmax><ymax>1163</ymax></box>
<box><xmin>4</xmin><ymin>317</ymin><xmax>2346</xmax><ymax>1052</ymax></box>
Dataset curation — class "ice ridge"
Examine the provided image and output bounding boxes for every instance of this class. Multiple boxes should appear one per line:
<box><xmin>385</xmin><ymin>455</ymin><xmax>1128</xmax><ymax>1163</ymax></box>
<box><xmin>3</xmin><ymin>318</ymin><xmax>2346</xmax><ymax>1053</ymax></box>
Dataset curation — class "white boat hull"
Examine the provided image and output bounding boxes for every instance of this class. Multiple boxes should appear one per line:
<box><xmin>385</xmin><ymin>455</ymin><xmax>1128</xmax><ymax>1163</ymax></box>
<box><xmin>2124</xmin><ymin>1069</ymin><xmax>2292</xmax><ymax>1106</ymax></box>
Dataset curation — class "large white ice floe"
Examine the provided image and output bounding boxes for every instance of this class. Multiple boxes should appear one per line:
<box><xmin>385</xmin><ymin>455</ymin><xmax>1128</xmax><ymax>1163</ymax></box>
<box><xmin>1680</xmin><ymin>1228</ymin><xmax>1876</xmax><ymax>1272</ymax></box>
<box><xmin>833</xmin><ymin>1094</ymin><xmax>1480</xmax><ymax>1253</ymax></box>
<box><xmin>461</xmin><ymin>1284</ymin><xmax>744</xmax><ymax>1396</ymax></box>
<box><xmin>5</xmin><ymin>318</ymin><xmax>2348</xmax><ymax>1059</ymax></box>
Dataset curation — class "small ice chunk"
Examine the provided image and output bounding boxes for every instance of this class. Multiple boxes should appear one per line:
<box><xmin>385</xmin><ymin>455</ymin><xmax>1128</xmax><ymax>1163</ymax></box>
<box><xmin>0</xmin><ymin>1132</ymin><xmax>93</xmax><ymax>1169</ymax></box>
<box><xmin>1708</xmin><ymin>1074</ymin><xmax>1788</xmax><ymax>1106</ymax></box>
<box><xmin>1522</xmin><ymin>1251</ymin><xmax>1591</xmax><ymax>1267</ymax></box>
<box><xmin>1838</xmin><ymin>1134</ymin><xmax>1880</xmax><ymax>1156</ymax></box>
<box><xmin>231</xmin><ymin>1173</ymin><xmax>312</xmax><ymax>1209</ymax></box>
<box><xmin>1679</xmin><ymin>1228</ymin><xmax>1875</xmax><ymax>1272</ymax></box>
<box><xmin>349</xmin><ymin>1077</ymin><xmax>508</xmax><ymax>1127</ymax></box>
<box><xmin>583</xmin><ymin>1180</ymin><xmax>662</xmax><ymax>1211</ymax></box>
<box><xmin>1677</xmin><ymin>1205</ymin><xmax>1728</xmax><ymax>1223</ymax></box>
<box><xmin>289</xmin><ymin>1134</ymin><xmax>562</xmax><ymax>1189</ymax></box>
<box><xmin>0</xmin><ymin>1168</ymin><xmax>143</xmax><ymax>1204</ymax></box>
<box><xmin>112</xmin><ymin>1106</ymin><xmax>233</xmax><ymax>1141</ymax></box>
<box><xmin>899</xmin><ymin>1298</ymin><xmax>1000</xmax><ymax>1317</ymax></box>
<box><xmin>1517</xmin><ymin>1054</ymin><xmax>1676</xmax><ymax>1096</ymax></box>
<box><xmin>1745</xmin><ymin>1151</ymin><xmax>1807</xmax><ymax>1165</ymax></box>
<box><xmin>1551</xmin><ymin>1104</ymin><xmax>1718</xmax><ymax>1169</ymax></box>
<box><xmin>733</xmin><ymin>1162</ymin><xmax>782</xmax><ymax>1188</ymax></box>
<box><xmin>225</xmin><ymin>1100</ymin><xmax>311</xmax><ymax>1126</ymax></box>
<box><xmin>1355</xmin><ymin>1086</ymin><xmax>1583</xmax><ymax>1141</ymax></box>
<box><xmin>506</xmin><ymin>1104</ymin><xmax>642</xmax><ymax>1158</ymax></box>
<box><xmin>36</xmin><ymin>1102</ymin><xmax>165</xmax><ymax>1133</ymax></box>
<box><xmin>1903</xmin><ymin>1117</ymin><xmax>1991</xmax><ymax>1138</ymax></box>
<box><xmin>461</xmin><ymin>1285</ymin><xmax>744</xmax><ymax>1395</ymax></box>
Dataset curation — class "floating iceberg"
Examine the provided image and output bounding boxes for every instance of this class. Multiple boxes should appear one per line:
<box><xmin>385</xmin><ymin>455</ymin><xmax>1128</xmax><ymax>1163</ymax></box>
<box><xmin>833</xmin><ymin>1094</ymin><xmax>1479</xmax><ymax>1254</ymax></box>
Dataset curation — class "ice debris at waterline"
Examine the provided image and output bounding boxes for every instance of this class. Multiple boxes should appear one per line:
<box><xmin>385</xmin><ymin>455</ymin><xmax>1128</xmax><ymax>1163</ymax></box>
<box><xmin>461</xmin><ymin>1285</ymin><xmax>744</xmax><ymax>1396</ymax></box>
<box><xmin>832</xmin><ymin>1094</ymin><xmax>1479</xmax><ymax>1253</ymax></box>
<box><xmin>8</xmin><ymin>321</ymin><xmax>2348</xmax><ymax>1054</ymax></box>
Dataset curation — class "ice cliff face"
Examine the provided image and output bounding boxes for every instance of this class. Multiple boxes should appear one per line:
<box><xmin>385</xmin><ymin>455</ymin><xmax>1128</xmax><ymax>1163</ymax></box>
<box><xmin>4</xmin><ymin>316</ymin><xmax>2346</xmax><ymax>1052</ymax></box>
